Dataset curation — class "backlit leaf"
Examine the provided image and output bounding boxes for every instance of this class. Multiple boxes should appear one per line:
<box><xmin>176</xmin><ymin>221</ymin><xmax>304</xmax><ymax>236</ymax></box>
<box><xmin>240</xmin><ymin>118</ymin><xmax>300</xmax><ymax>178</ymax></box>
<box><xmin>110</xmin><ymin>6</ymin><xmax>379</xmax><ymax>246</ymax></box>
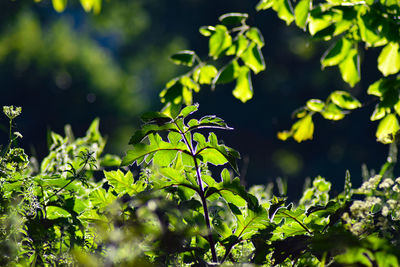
<box><xmin>292</xmin><ymin>115</ymin><xmax>314</xmax><ymax>142</ymax></box>
<box><xmin>246</xmin><ymin>28</ymin><xmax>264</xmax><ymax>48</ymax></box>
<box><xmin>193</xmin><ymin>65</ymin><xmax>218</xmax><ymax>84</ymax></box>
<box><xmin>294</xmin><ymin>0</ymin><xmax>311</xmax><ymax>29</ymax></box>
<box><xmin>215</xmin><ymin>60</ymin><xmax>241</xmax><ymax>84</ymax></box>
<box><xmin>378</xmin><ymin>42</ymin><xmax>400</xmax><ymax>76</ymax></box>
<box><xmin>321</xmin><ymin>103</ymin><xmax>346</xmax><ymax>120</ymax></box>
<box><xmin>339</xmin><ymin>48</ymin><xmax>360</xmax><ymax>87</ymax></box>
<box><xmin>219</xmin><ymin>13</ymin><xmax>248</xmax><ymax>25</ymax></box>
<box><xmin>330</xmin><ymin>91</ymin><xmax>361</xmax><ymax>110</ymax></box>
<box><xmin>240</xmin><ymin>42</ymin><xmax>266</xmax><ymax>74</ymax></box>
<box><xmin>209</xmin><ymin>25</ymin><xmax>232</xmax><ymax>59</ymax></box>
<box><xmin>170</xmin><ymin>50</ymin><xmax>196</xmax><ymax>67</ymax></box>
<box><xmin>306</xmin><ymin>99</ymin><xmax>324</xmax><ymax>112</ymax></box>
<box><xmin>376</xmin><ymin>114</ymin><xmax>400</xmax><ymax>144</ymax></box>
<box><xmin>321</xmin><ymin>38</ymin><xmax>352</xmax><ymax>67</ymax></box>
<box><xmin>232</xmin><ymin>66</ymin><xmax>253</xmax><ymax>103</ymax></box>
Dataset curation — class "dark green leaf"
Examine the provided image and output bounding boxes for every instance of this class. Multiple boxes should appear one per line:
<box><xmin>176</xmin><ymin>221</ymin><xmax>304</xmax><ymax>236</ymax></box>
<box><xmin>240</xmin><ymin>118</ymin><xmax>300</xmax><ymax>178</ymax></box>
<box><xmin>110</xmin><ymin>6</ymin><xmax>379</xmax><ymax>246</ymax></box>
<box><xmin>170</xmin><ymin>50</ymin><xmax>197</xmax><ymax>67</ymax></box>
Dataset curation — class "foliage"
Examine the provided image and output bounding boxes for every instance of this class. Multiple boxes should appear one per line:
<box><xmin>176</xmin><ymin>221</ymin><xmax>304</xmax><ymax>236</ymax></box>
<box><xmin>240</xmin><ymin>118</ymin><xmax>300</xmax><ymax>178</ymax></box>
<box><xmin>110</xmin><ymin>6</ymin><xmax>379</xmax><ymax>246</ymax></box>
<box><xmin>2</xmin><ymin>0</ymin><xmax>400</xmax><ymax>266</ymax></box>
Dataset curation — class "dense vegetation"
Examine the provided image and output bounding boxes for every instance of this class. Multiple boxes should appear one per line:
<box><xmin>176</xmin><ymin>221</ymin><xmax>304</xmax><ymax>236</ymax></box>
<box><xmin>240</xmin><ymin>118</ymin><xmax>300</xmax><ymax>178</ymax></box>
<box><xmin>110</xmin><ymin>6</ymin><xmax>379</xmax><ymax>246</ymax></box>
<box><xmin>1</xmin><ymin>0</ymin><xmax>400</xmax><ymax>266</ymax></box>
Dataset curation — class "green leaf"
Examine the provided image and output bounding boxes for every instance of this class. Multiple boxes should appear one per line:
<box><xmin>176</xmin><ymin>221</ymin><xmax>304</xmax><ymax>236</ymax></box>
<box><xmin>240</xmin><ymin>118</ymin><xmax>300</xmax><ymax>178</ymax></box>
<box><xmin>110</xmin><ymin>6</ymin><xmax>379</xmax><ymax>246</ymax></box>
<box><xmin>292</xmin><ymin>115</ymin><xmax>314</xmax><ymax>142</ymax></box>
<box><xmin>46</xmin><ymin>206</ymin><xmax>71</xmax><ymax>219</ymax></box>
<box><xmin>246</xmin><ymin>28</ymin><xmax>264</xmax><ymax>48</ymax></box>
<box><xmin>339</xmin><ymin>48</ymin><xmax>360</xmax><ymax>87</ymax></box>
<box><xmin>153</xmin><ymin>150</ymin><xmax>178</xmax><ymax>166</ymax></box>
<box><xmin>89</xmin><ymin>188</ymin><xmax>116</xmax><ymax>209</ymax></box>
<box><xmin>170</xmin><ymin>50</ymin><xmax>196</xmax><ymax>67</ymax></box>
<box><xmin>330</xmin><ymin>91</ymin><xmax>361</xmax><ymax>110</ymax></box>
<box><xmin>128</xmin><ymin>123</ymin><xmax>177</xmax><ymax>145</ymax></box>
<box><xmin>236</xmin><ymin>207</ymin><xmax>271</xmax><ymax>239</ymax></box>
<box><xmin>273</xmin><ymin>0</ymin><xmax>295</xmax><ymax>25</ymax></box>
<box><xmin>294</xmin><ymin>0</ymin><xmax>311</xmax><ymax>29</ymax></box>
<box><xmin>193</xmin><ymin>65</ymin><xmax>218</xmax><ymax>84</ymax></box>
<box><xmin>376</xmin><ymin>114</ymin><xmax>400</xmax><ymax>144</ymax></box>
<box><xmin>219</xmin><ymin>13</ymin><xmax>248</xmax><ymax>25</ymax></box>
<box><xmin>357</xmin><ymin>12</ymin><xmax>387</xmax><ymax>47</ymax></box>
<box><xmin>104</xmin><ymin>170</ymin><xmax>145</xmax><ymax>196</ymax></box>
<box><xmin>306</xmin><ymin>99</ymin><xmax>324</xmax><ymax>112</ymax></box>
<box><xmin>321</xmin><ymin>103</ymin><xmax>346</xmax><ymax>120</ymax></box>
<box><xmin>52</xmin><ymin>0</ymin><xmax>67</xmax><ymax>12</ymax></box>
<box><xmin>256</xmin><ymin>0</ymin><xmax>273</xmax><ymax>10</ymax></box>
<box><xmin>215</xmin><ymin>60</ymin><xmax>241</xmax><ymax>84</ymax></box>
<box><xmin>199</xmin><ymin>26</ymin><xmax>215</xmax><ymax>37</ymax></box>
<box><xmin>321</xmin><ymin>38</ymin><xmax>352</xmax><ymax>67</ymax></box>
<box><xmin>378</xmin><ymin>42</ymin><xmax>400</xmax><ymax>76</ymax></box>
<box><xmin>178</xmin><ymin>104</ymin><xmax>199</xmax><ymax>118</ymax></box>
<box><xmin>370</xmin><ymin>105</ymin><xmax>387</xmax><ymax>121</ymax></box>
<box><xmin>232</xmin><ymin>66</ymin><xmax>253</xmax><ymax>103</ymax></box>
<box><xmin>209</xmin><ymin>25</ymin><xmax>232</xmax><ymax>59</ymax></box>
<box><xmin>240</xmin><ymin>42</ymin><xmax>266</xmax><ymax>74</ymax></box>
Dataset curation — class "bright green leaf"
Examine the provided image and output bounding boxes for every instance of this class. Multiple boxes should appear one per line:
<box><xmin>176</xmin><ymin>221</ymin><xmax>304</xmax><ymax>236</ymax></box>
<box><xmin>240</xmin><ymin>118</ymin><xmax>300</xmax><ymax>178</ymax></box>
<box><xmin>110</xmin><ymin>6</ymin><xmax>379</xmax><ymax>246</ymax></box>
<box><xmin>240</xmin><ymin>42</ymin><xmax>266</xmax><ymax>74</ymax></box>
<box><xmin>292</xmin><ymin>115</ymin><xmax>314</xmax><ymax>142</ymax></box>
<box><xmin>294</xmin><ymin>0</ymin><xmax>311</xmax><ymax>29</ymax></box>
<box><xmin>339</xmin><ymin>48</ymin><xmax>360</xmax><ymax>87</ymax></box>
<box><xmin>209</xmin><ymin>25</ymin><xmax>232</xmax><ymax>59</ymax></box>
<box><xmin>330</xmin><ymin>91</ymin><xmax>361</xmax><ymax>110</ymax></box>
<box><xmin>321</xmin><ymin>103</ymin><xmax>346</xmax><ymax>120</ymax></box>
<box><xmin>52</xmin><ymin>0</ymin><xmax>67</xmax><ymax>12</ymax></box>
<box><xmin>232</xmin><ymin>66</ymin><xmax>253</xmax><ymax>103</ymax></box>
<box><xmin>376</xmin><ymin>114</ymin><xmax>400</xmax><ymax>144</ymax></box>
<box><xmin>246</xmin><ymin>28</ymin><xmax>264</xmax><ymax>48</ymax></box>
<box><xmin>199</xmin><ymin>26</ymin><xmax>215</xmax><ymax>37</ymax></box>
<box><xmin>321</xmin><ymin>38</ymin><xmax>352</xmax><ymax>67</ymax></box>
<box><xmin>378</xmin><ymin>42</ymin><xmax>400</xmax><ymax>76</ymax></box>
<box><xmin>273</xmin><ymin>0</ymin><xmax>295</xmax><ymax>25</ymax></box>
<box><xmin>193</xmin><ymin>65</ymin><xmax>218</xmax><ymax>84</ymax></box>
<box><xmin>370</xmin><ymin>105</ymin><xmax>387</xmax><ymax>121</ymax></box>
<box><xmin>306</xmin><ymin>99</ymin><xmax>324</xmax><ymax>112</ymax></box>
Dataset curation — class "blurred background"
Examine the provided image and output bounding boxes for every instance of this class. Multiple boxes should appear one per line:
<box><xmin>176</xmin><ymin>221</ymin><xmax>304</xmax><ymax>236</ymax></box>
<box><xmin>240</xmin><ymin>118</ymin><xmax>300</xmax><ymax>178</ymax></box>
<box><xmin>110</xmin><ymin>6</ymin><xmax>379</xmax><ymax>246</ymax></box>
<box><xmin>0</xmin><ymin>0</ymin><xmax>391</xmax><ymax>198</ymax></box>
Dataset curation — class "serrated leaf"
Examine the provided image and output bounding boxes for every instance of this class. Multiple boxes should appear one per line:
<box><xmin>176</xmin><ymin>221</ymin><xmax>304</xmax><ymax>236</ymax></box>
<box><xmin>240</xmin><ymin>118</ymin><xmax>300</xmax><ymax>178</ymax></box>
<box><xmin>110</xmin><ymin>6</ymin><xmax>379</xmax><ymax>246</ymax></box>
<box><xmin>376</xmin><ymin>114</ymin><xmax>400</xmax><ymax>144</ymax></box>
<box><xmin>357</xmin><ymin>13</ymin><xmax>387</xmax><ymax>47</ymax></box>
<box><xmin>153</xmin><ymin>150</ymin><xmax>178</xmax><ymax>166</ymax></box>
<box><xmin>330</xmin><ymin>91</ymin><xmax>361</xmax><ymax>110</ymax></box>
<box><xmin>178</xmin><ymin>104</ymin><xmax>199</xmax><ymax>118</ymax></box>
<box><xmin>209</xmin><ymin>25</ymin><xmax>232</xmax><ymax>59</ymax></box>
<box><xmin>339</xmin><ymin>48</ymin><xmax>360</xmax><ymax>87</ymax></box>
<box><xmin>240</xmin><ymin>42</ymin><xmax>266</xmax><ymax>74</ymax></box>
<box><xmin>321</xmin><ymin>38</ymin><xmax>352</xmax><ymax>67</ymax></box>
<box><xmin>89</xmin><ymin>188</ymin><xmax>116</xmax><ymax>209</ymax></box>
<box><xmin>128</xmin><ymin>123</ymin><xmax>177</xmax><ymax>145</ymax></box>
<box><xmin>170</xmin><ymin>50</ymin><xmax>196</xmax><ymax>67</ymax></box>
<box><xmin>232</xmin><ymin>66</ymin><xmax>253</xmax><ymax>103</ymax></box>
<box><xmin>256</xmin><ymin>0</ymin><xmax>273</xmax><ymax>10</ymax></box>
<box><xmin>294</xmin><ymin>0</ymin><xmax>311</xmax><ymax>29</ymax></box>
<box><xmin>306</xmin><ymin>99</ymin><xmax>324</xmax><ymax>112</ymax></box>
<box><xmin>219</xmin><ymin>13</ymin><xmax>248</xmax><ymax>25</ymax></box>
<box><xmin>246</xmin><ymin>28</ymin><xmax>264</xmax><ymax>48</ymax></box>
<box><xmin>378</xmin><ymin>42</ymin><xmax>400</xmax><ymax>76</ymax></box>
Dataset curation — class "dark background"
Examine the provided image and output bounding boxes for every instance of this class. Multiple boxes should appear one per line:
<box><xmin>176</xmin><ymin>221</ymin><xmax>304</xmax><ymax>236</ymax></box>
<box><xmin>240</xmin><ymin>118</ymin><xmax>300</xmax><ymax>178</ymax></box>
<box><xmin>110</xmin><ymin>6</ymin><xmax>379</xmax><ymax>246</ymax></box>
<box><xmin>0</xmin><ymin>0</ymin><xmax>390</xmax><ymax>198</ymax></box>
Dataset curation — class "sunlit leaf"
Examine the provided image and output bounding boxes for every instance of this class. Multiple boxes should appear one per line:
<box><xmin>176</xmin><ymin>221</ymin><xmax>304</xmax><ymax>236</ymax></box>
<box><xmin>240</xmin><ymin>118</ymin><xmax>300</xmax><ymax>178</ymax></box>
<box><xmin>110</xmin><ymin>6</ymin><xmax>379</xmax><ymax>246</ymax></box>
<box><xmin>209</xmin><ymin>25</ymin><xmax>232</xmax><ymax>59</ymax></box>
<box><xmin>376</xmin><ymin>114</ymin><xmax>400</xmax><ymax>144</ymax></box>
<box><xmin>292</xmin><ymin>115</ymin><xmax>314</xmax><ymax>142</ymax></box>
<box><xmin>306</xmin><ymin>99</ymin><xmax>324</xmax><ymax>112</ymax></box>
<box><xmin>246</xmin><ymin>28</ymin><xmax>265</xmax><ymax>48</ymax></box>
<box><xmin>170</xmin><ymin>50</ymin><xmax>196</xmax><ymax>67</ymax></box>
<box><xmin>232</xmin><ymin>66</ymin><xmax>253</xmax><ymax>103</ymax></box>
<box><xmin>193</xmin><ymin>65</ymin><xmax>218</xmax><ymax>84</ymax></box>
<box><xmin>330</xmin><ymin>91</ymin><xmax>361</xmax><ymax>110</ymax></box>
<box><xmin>199</xmin><ymin>26</ymin><xmax>215</xmax><ymax>37</ymax></box>
<box><xmin>338</xmin><ymin>48</ymin><xmax>360</xmax><ymax>87</ymax></box>
<box><xmin>240</xmin><ymin>42</ymin><xmax>266</xmax><ymax>74</ymax></box>
<box><xmin>215</xmin><ymin>60</ymin><xmax>241</xmax><ymax>84</ymax></box>
<box><xmin>321</xmin><ymin>103</ymin><xmax>346</xmax><ymax>120</ymax></box>
<box><xmin>378</xmin><ymin>42</ymin><xmax>400</xmax><ymax>76</ymax></box>
<box><xmin>219</xmin><ymin>13</ymin><xmax>248</xmax><ymax>25</ymax></box>
<box><xmin>294</xmin><ymin>0</ymin><xmax>311</xmax><ymax>29</ymax></box>
<box><xmin>321</xmin><ymin>38</ymin><xmax>352</xmax><ymax>67</ymax></box>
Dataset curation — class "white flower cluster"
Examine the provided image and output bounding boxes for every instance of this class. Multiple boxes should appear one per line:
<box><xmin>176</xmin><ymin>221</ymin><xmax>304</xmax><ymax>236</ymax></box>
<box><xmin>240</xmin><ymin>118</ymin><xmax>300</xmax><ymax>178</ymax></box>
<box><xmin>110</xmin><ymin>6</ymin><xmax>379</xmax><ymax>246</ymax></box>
<box><xmin>342</xmin><ymin>175</ymin><xmax>400</xmax><ymax>235</ymax></box>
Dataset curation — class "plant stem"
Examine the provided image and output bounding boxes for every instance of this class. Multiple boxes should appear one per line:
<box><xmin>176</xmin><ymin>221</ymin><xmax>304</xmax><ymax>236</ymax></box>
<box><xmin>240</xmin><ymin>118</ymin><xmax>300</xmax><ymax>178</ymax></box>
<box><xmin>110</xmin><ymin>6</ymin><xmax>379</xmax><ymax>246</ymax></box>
<box><xmin>175</xmin><ymin>122</ymin><xmax>218</xmax><ymax>263</ymax></box>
